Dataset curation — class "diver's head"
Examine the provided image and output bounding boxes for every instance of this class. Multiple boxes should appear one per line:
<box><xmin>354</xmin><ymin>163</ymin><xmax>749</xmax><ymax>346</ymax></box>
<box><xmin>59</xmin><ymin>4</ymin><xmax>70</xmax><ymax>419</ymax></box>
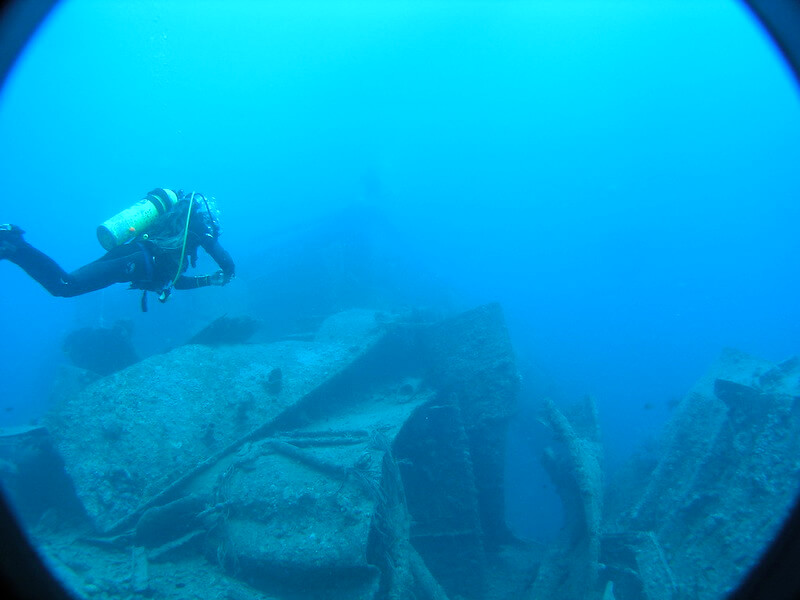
<box><xmin>176</xmin><ymin>190</ymin><xmax>222</xmax><ymax>236</ymax></box>
<box><xmin>146</xmin><ymin>188</ymin><xmax>179</xmax><ymax>213</ymax></box>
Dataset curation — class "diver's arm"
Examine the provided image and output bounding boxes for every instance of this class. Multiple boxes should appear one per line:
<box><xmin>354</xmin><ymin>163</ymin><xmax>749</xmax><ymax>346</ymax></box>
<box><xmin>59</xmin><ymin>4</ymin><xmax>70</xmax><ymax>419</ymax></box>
<box><xmin>172</xmin><ymin>238</ymin><xmax>235</xmax><ymax>290</ymax></box>
<box><xmin>200</xmin><ymin>237</ymin><xmax>235</xmax><ymax>283</ymax></box>
<box><xmin>173</xmin><ymin>273</ymin><xmax>219</xmax><ymax>289</ymax></box>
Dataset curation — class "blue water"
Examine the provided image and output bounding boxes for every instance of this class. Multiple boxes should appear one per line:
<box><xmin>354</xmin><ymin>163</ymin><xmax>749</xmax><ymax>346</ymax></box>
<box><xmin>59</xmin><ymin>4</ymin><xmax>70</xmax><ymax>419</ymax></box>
<box><xmin>1</xmin><ymin>0</ymin><xmax>799</xmax><ymax>544</ymax></box>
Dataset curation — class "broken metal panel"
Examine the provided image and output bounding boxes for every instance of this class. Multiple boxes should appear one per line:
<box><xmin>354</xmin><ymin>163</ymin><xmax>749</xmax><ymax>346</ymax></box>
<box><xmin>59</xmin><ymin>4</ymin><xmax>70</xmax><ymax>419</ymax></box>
<box><xmin>62</xmin><ymin>320</ymin><xmax>138</xmax><ymax>376</ymax></box>
<box><xmin>191</xmin><ymin>389</ymin><xmax>435</xmax><ymax>592</ymax></box>
<box><xmin>525</xmin><ymin>348</ymin><xmax>800</xmax><ymax>600</ymax></box>
<box><xmin>398</xmin><ymin>401</ymin><xmax>482</xmax><ymax>535</ymax></box>
<box><xmin>45</xmin><ymin>310</ymin><xmax>387</xmax><ymax>533</ymax></box>
<box><xmin>424</xmin><ymin>303</ymin><xmax>519</xmax><ymax>545</ymax></box>
<box><xmin>623</xmin><ymin>349</ymin><xmax>755</xmax><ymax>531</ymax></box>
<box><xmin>610</xmin><ymin>349</ymin><xmax>800</xmax><ymax>599</ymax></box>
<box><xmin>653</xmin><ymin>394</ymin><xmax>800</xmax><ymax>595</ymax></box>
<box><xmin>527</xmin><ymin>396</ymin><xmax>604</xmax><ymax>600</ymax></box>
<box><xmin>31</xmin><ymin>305</ymin><xmax>518</xmax><ymax>599</ymax></box>
<box><xmin>184</xmin><ymin>315</ymin><xmax>260</xmax><ymax>346</ymax></box>
<box><xmin>624</xmin><ymin>390</ymin><xmax>726</xmax><ymax>533</ymax></box>
<box><xmin>395</xmin><ymin>398</ymin><xmax>486</xmax><ymax>600</ymax></box>
<box><xmin>0</xmin><ymin>425</ymin><xmax>86</xmax><ymax>526</ymax></box>
<box><xmin>213</xmin><ymin>448</ymin><xmax>379</xmax><ymax>596</ymax></box>
<box><xmin>601</xmin><ymin>532</ymin><xmax>676</xmax><ymax>600</ymax></box>
<box><xmin>635</xmin><ymin>531</ymin><xmax>676</xmax><ymax>600</ymax></box>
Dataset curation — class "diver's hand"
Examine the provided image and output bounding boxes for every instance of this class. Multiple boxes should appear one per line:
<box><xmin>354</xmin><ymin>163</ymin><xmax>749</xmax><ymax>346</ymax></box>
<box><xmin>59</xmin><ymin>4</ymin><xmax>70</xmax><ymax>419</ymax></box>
<box><xmin>209</xmin><ymin>270</ymin><xmax>228</xmax><ymax>286</ymax></box>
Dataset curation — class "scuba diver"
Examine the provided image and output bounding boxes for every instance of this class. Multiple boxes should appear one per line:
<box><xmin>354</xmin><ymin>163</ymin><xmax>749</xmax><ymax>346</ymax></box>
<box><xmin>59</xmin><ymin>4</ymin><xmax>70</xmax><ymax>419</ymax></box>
<box><xmin>0</xmin><ymin>188</ymin><xmax>235</xmax><ymax>311</ymax></box>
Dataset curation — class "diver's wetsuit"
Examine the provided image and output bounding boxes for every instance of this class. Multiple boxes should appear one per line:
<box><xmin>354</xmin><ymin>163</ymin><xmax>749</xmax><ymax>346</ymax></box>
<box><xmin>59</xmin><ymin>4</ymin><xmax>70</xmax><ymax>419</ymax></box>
<box><xmin>1</xmin><ymin>201</ymin><xmax>235</xmax><ymax>298</ymax></box>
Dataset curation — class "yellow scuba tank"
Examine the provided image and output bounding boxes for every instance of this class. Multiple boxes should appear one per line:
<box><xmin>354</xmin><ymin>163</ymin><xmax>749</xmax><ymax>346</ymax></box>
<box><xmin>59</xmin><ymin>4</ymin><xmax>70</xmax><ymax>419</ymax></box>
<box><xmin>96</xmin><ymin>188</ymin><xmax>179</xmax><ymax>250</ymax></box>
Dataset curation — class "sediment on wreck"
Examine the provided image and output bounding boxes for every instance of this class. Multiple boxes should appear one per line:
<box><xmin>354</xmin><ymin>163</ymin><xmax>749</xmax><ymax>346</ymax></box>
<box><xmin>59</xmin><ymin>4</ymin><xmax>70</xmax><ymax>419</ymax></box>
<box><xmin>612</xmin><ymin>349</ymin><xmax>800</xmax><ymax>599</ymax></box>
<box><xmin>30</xmin><ymin>304</ymin><xmax>520</xmax><ymax>600</ymax></box>
<box><xmin>526</xmin><ymin>395</ymin><xmax>604</xmax><ymax>599</ymax></box>
<box><xmin>528</xmin><ymin>348</ymin><xmax>800</xmax><ymax>600</ymax></box>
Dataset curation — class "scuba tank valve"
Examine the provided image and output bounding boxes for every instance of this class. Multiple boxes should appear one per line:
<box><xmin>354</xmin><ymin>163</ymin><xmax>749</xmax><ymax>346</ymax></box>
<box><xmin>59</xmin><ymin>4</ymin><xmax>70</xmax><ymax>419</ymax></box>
<box><xmin>96</xmin><ymin>188</ymin><xmax>179</xmax><ymax>250</ymax></box>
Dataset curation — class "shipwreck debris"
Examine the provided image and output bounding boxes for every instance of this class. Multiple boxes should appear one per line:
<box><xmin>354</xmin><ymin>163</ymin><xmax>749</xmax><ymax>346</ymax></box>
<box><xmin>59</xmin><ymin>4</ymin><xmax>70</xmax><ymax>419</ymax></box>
<box><xmin>33</xmin><ymin>305</ymin><xmax>519</xmax><ymax>600</ymax></box>
<box><xmin>527</xmin><ymin>395</ymin><xmax>604</xmax><ymax>599</ymax></box>
<box><xmin>529</xmin><ymin>348</ymin><xmax>800</xmax><ymax>600</ymax></box>
<box><xmin>62</xmin><ymin>320</ymin><xmax>138</xmax><ymax>376</ymax></box>
<box><xmin>185</xmin><ymin>315</ymin><xmax>261</xmax><ymax>346</ymax></box>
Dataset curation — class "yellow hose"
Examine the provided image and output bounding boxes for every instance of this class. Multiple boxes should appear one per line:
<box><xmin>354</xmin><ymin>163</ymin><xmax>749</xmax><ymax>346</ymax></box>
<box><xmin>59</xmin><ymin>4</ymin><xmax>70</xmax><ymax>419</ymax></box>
<box><xmin>170</xmin><ymin>192</ymin><xmax>195</xmax><ymax>287</ymax></box>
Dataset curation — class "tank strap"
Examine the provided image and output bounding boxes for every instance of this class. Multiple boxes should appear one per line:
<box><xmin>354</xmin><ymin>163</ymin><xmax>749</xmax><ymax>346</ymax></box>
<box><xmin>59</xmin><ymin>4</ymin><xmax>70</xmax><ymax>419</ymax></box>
<box><xmin>136</xmin><ymin>242</ymin><xmax>154</xmax><ymax>282</ymax></box>
<box><xmin>135</xmin><ymin>242</ymin><xmax>157</xmax><ymax>312</ymax></box>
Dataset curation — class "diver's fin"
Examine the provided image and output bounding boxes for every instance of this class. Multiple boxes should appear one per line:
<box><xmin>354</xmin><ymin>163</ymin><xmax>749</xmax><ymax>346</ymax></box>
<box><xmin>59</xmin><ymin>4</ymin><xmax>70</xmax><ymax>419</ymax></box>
<box><xmin>0</xmin><ymin>224</ymin><xmax>25</xmax><ymax>259</ymax></box>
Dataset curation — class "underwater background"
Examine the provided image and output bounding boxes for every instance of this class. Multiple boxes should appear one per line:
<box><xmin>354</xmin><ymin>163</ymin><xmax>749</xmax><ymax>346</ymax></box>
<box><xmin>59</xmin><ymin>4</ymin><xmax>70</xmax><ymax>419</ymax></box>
<box><xmin>1</xmin><ymin>0</ymin><xmax>799</xmax><ymax>550</ymax></box>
